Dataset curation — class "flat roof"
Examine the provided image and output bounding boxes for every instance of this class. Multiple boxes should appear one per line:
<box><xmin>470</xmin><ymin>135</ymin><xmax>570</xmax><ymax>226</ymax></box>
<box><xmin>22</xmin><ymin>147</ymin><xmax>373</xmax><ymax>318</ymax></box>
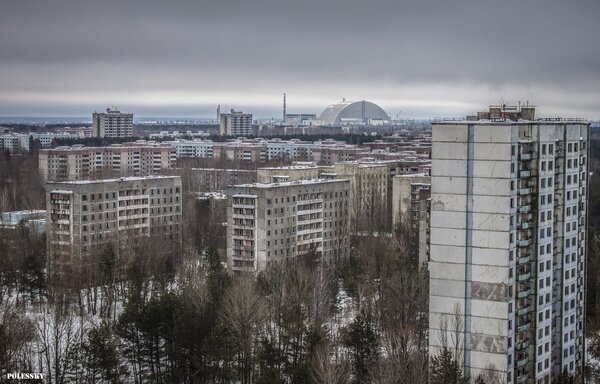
<box><xmin>0</xmin><ymin>209</ymin><xmax>46</xmax><ymax>215</ymax></box>
<box><xmin>233</xmin><ymin>178</ymin><xmax>350</xmax><ymax>189</ymax></box>
<box><xmin>433</xmin><ymin>119</ymin><xmax>589</xmax><ymax>125</ymax></box>
<box><xmin>395</xmin><ymin>173</ymin><xmax>429</xmax><ymax>178</ymax></box>
<box><xmin>258</xmin><ymin>165</ymin><xmax>318</xmax><ymax>170</ymax></box>
<box><xmin>48</xmin><ymin>176</ymin><xmax>180</xmax><ymax>185</ymax></box>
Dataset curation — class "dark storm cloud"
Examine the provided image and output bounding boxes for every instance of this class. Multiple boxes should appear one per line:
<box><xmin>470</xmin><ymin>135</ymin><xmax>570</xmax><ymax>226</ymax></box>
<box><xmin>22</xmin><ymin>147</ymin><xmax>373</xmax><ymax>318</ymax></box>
<box><xmin>1</xmin><ymin>0</ymin><xmax>599</xmax><ymax>118</ymax></box>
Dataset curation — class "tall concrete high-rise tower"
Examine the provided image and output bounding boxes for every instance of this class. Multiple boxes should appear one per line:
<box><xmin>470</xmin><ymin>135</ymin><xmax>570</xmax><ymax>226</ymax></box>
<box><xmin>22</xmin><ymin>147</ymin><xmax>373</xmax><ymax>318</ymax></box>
<box><xmin>429</xmin><ymin>105</ymin><xmax>589</xmax><ymax>382</ymax></box>
<box><xmin>283</xmin><ymin>93</ymin><xmax>286</xmax><ymax>122</ymax></box>
<box><xmin>92</xmin><ymin>108</ymin><xmax>133</xmax><ymax>138</ymax></box>
<box><xmin>219</xmin><ymin>109</ymin><xmax>253</xmax><ymax>136</ymax></box>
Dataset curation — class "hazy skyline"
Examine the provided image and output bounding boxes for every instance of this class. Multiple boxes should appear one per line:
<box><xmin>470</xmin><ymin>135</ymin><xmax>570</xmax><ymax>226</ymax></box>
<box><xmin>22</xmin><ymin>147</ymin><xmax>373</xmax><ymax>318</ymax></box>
<box><xmin>1</xmin><ymin>0</ymin><xmax>599</xmax><ymax>119</ymax></box>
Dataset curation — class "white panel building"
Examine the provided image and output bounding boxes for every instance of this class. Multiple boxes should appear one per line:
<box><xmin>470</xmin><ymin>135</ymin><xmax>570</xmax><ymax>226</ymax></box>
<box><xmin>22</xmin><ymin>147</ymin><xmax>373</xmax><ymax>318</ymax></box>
<box><xmin>227</xmin><ymin>179</ymin><xmax>351</xmax><ymax>274</ymax></box>
<box><xmin>429</xmin><ymin>106</ymin><xmax>588</xmax><ymax>382</ymax></box>
<box><xmin>47</xmin><ymin>176</ymin><xmax>182</xmax><ymax>275</ymax></box>
<box><xmin>93</xmin><ymin>108</ymin><xmax>134</xmax><ymax>138</ymax></box>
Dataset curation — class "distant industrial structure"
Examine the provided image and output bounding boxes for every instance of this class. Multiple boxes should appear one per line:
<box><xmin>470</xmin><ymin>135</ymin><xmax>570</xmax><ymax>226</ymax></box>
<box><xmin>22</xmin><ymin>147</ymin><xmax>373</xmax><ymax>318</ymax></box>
<box><xmin>280</xmin><ymin>93</ymin><xmax>317</xmax><ymax>126</ymax></box>
<box><xmin>93</xmin><ymin>108</ymin><xmax>134</xmax><ymax>138</ymax></box>
<box><xmin>317</xmin><ymin>100</ymin><xmax>390</xmax><ymax>126</ymax></box>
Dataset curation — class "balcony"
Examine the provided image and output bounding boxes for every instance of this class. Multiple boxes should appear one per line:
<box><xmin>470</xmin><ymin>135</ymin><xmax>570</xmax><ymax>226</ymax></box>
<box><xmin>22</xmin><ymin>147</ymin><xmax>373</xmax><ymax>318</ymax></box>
<box><xmin>518</xmin><ymin>254</ymin><xmax>531</xmax><ymax>264</ymax></box>
<box><xmin>519</xmin><ymin>205</ymin><xmax>531</xmax><ymax>214</ymax></box>
<box><xmin>518</xmin><ymin>188</ymin><xmax>532</xmax><ymax>195</ymax></box>
<box><xmin>517</xmin><ymin>322</ymin><xmax>530</xmax><ymax>333</ymax></box>
<box><xmin>518</xmin><ymin>221</ymin><xmax>533</xmax><ymax>230</ymax></box>
<box><xmin>517</xmin><ymin>289</ymin><xmax>530</xmax><ymax>299</ymax></box>
<box><xmin>516</xmin><ymin>339</ymin><xmax>530</xmax><ymax>350</ymax></box>
<box><xmin>520</xmin><ymin>170</ymin><xmax>531</xmax><ymax>178</ymax></box>
<box><xmin>520</xmin><ymin>153</ymin><xmax>532</xmax><ymax>161</ymax></box>
<box><xmin>518</xmin><ymin>239</ymin><xmax>531</xmax><ymax>247</ymax></box>
<box><xmin>517</xmin><ymin>356</ymin><xmax>528</xmax><ymax>368</ymax></box>
<box><xmin>517</xmin><ymin>306</ymin><xmax>530</xmax><ymax>316</ymax></box>
<box><xmin>517</xmin><ymin>272</ymin><xmax>531</xmax><ymax>281</ymax></box>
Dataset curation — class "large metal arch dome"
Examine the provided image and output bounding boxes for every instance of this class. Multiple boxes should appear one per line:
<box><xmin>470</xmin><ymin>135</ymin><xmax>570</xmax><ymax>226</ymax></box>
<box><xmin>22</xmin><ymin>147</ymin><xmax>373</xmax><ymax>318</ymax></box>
<box><xmin>318</xmin><ymin>100</ymin><xmax>390</xmax><ymax>126</ymax></box>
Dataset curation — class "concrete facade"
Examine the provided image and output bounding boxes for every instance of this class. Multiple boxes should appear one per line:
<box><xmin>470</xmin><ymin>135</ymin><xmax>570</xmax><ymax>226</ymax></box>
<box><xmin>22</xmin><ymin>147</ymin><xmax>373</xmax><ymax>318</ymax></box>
<box><xmin>392</xmin><ymin>174</ymin><xmax>430</xmax><ymax>225</ymax></box>
<box><xmin>226</xmin><ymin>179</ymin><xmax>351</xmax><ymax>274</ymax></box>
<box><xmin>256</xmin><ymin>165</ymin><xmax>322</xmax><ymax>183</ymax></box>
<box><xmin>429</xmin><ymin>107</ymin><xmax>589</xmax><ymax>382</ymax></box>
<box><xmin>1</xmin><ymin>132</ymin><xmax>79</xmax><ymax>154</ymax></box>
<box><xmin>0</xmin><ymin>133</ymin><xmax>30</xmax><ymax>154</ymax></box>
<box><xmin>39</xmin><ymin>143</ymin><xmax>176</xmax><ymax>181</ymax></box>
<box><xmin>47</xmin><ymin>176</ymin><xmax>182</xmax><ymax>274</ymax></box>
<box><xmin>93</xmin><ymin>108</ymin><xmax>133</xmax><ymax>138</ymax></box>
<box><xmin>333</xmin><ymin>161</ymin><xmax>389</xmax><ymax>230</ymax></box>
<box><xmin>220</xmin><ymin>110</ymin><xmax>253</xmax><ymax>136</ymax></box>
<box><xmin>173</xmin><ymin>167</ymin><xmax>257</xmax><ymax>191</ymax></box>
<box><xmin>392</xmin><ymin>174</ymin><xmax>431</xmax><ymax>264</ymax></box>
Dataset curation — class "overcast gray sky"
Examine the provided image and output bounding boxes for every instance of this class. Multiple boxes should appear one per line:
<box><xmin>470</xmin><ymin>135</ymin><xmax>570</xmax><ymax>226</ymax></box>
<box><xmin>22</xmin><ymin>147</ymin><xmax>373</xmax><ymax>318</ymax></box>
<box><xmin>1</xmin><ymin>0</ymin><xmax>599</xmax><ymax>119</ymax></box>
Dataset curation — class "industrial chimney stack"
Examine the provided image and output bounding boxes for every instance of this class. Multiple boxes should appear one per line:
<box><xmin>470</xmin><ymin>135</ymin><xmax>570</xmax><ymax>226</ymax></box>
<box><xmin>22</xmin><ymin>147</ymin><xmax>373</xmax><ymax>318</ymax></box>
<box><xmin>283</xmin><ymin>93</ymin><xmax>286</xmax><ymax>122</ymax></box>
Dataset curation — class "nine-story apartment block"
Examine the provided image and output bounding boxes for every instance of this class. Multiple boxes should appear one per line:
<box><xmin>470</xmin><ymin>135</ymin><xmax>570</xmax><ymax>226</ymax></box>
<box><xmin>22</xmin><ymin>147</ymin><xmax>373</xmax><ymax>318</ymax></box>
<box><xmin>227</xmin><ymin>179</ymin><xmax>351</xmax><ymax>274</ymax></box>
<box><xmin>39</xmin><ymin>143</ymin><xmax>176</xmax><ymax>181</ymax></box>
<box><xmin>47</xmin><ymin>176</ymin><xmax>182</xmax><ymax>277</ymax></box>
